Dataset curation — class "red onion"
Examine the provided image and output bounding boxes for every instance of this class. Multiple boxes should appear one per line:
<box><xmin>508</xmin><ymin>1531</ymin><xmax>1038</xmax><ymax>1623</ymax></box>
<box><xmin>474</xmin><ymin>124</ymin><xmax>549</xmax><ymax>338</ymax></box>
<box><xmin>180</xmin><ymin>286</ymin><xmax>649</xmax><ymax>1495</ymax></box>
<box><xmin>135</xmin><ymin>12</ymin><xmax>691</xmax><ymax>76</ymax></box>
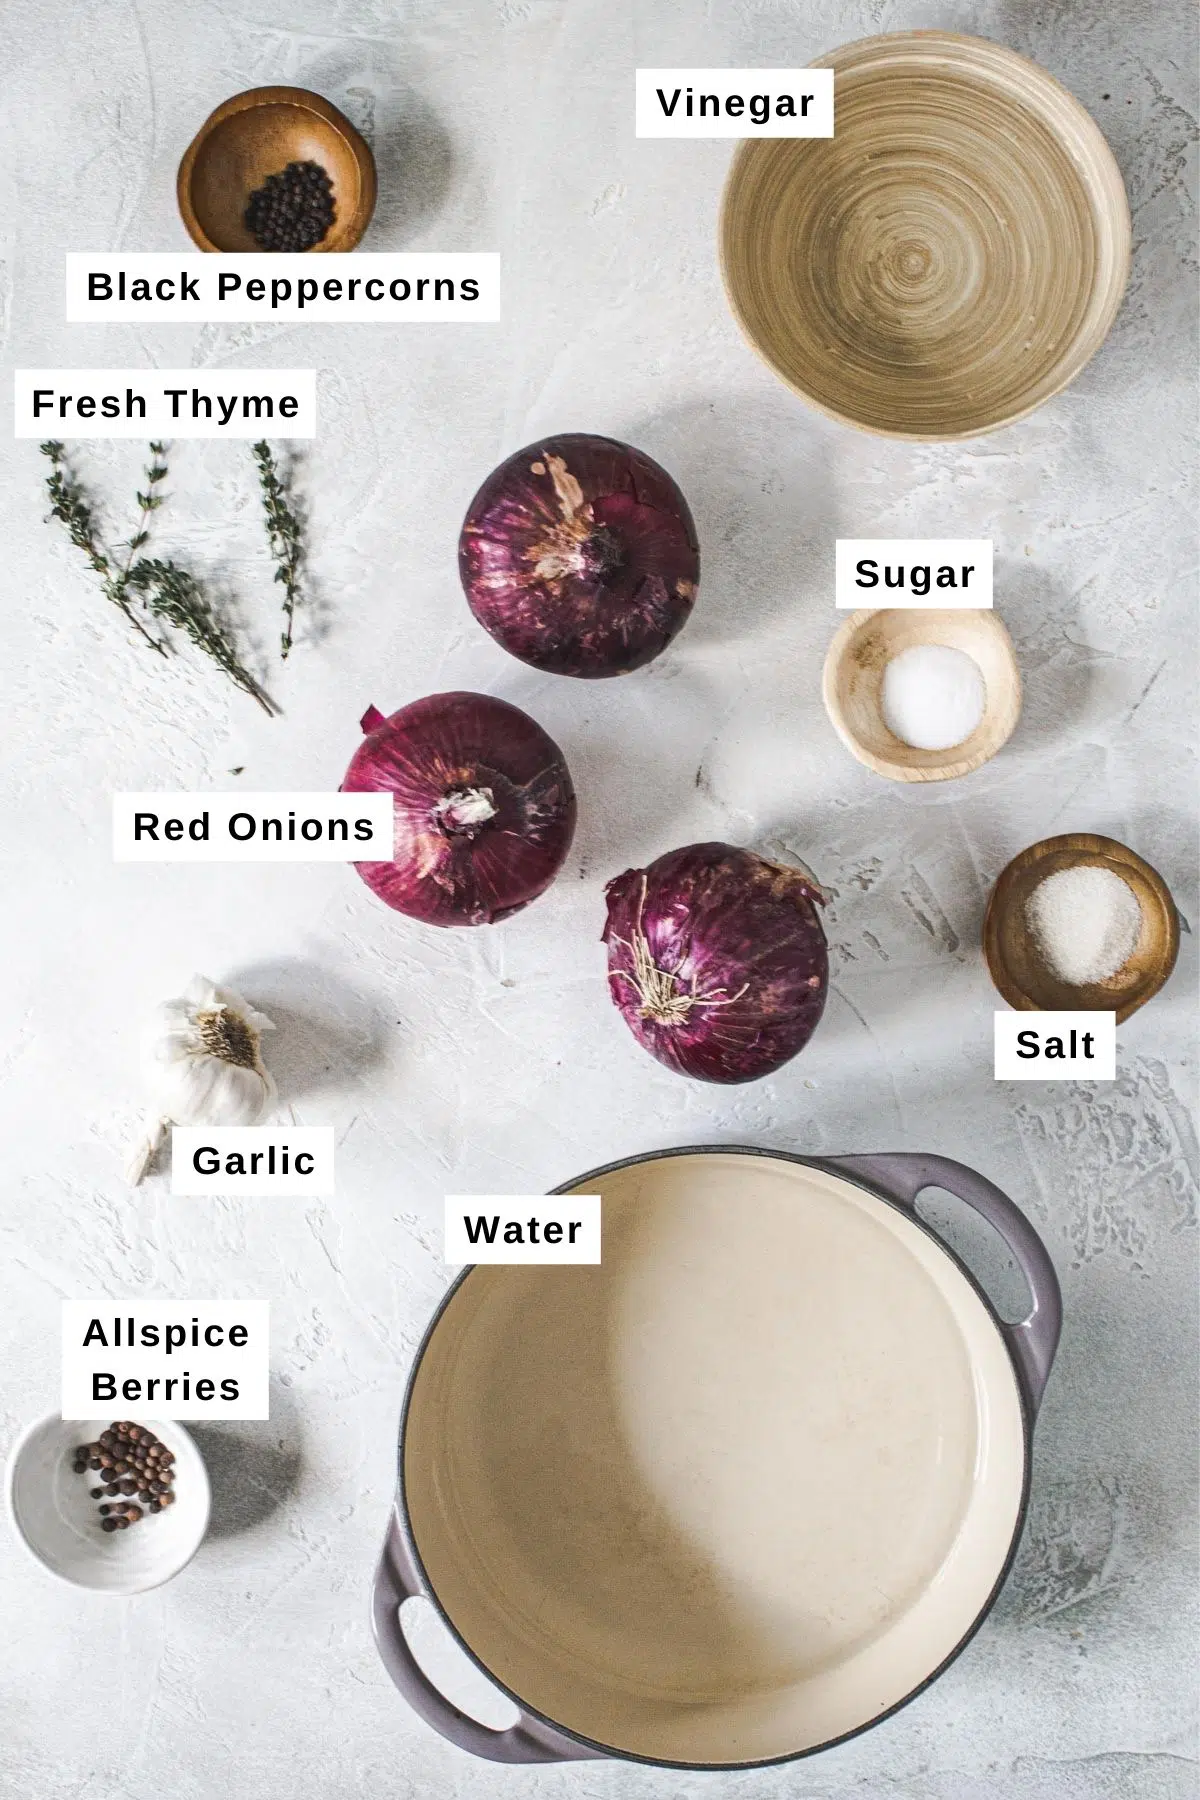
<box><xmin>342</xmin><ymin>693</ymin><xmax>576</xmax><ymax>926</ymax></box>
<box><xmin>603</xmin><ymin>843</ymin><xmax>828</xmax><ymax>1083</ymax></box>
<box><xmin>458</xmin><ymin>433</ymin><xmax>700</xmax><ymax>678</ymax></box>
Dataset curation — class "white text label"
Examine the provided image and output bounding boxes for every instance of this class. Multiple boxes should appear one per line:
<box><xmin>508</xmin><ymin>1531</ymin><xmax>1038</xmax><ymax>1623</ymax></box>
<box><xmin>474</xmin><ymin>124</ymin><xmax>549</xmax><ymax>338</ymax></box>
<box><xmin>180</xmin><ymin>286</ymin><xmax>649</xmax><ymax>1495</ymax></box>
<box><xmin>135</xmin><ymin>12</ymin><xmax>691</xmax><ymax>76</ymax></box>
<box><xmin>994</xmin><ymin>1011</ymin><xmax>1116</xmax><ymax>1080</ymax></box>
<box><xmin>62</xmin><ymin>1299</ymin><xmax>270</xmax><ymax>1419</ymax></box>
<box><xmin>112</xmin><ymin>793</ymin><xmax>393</xmax><ymax>862</ymax></box>
<box><xmin>445</xmin><ymin>1196</ymin><xmax>601</xmax><ymax>1264</ymax></box>
<box><xmin>835</xmin><ymin>539</ymin><xmax>993</xmax><ymax>609</ymax></box>
<box><xmin>635</xmin><ymin>69</ymin><xmax>833</xmax><ymax>138</ymax></box>
<box><xmin>66</xmin><ymin>254</ymin><xmax>500</xmax><ymax>323</ymax></box>
<box><xmin>171</xmin><ymin>1127</ymin><xmax>335</xmax><ymax>1197</ymax></box>
<box><xmin>15</xmin><ymin>369</ymin><xmax>315</xmax><ymax>438</ymax></box>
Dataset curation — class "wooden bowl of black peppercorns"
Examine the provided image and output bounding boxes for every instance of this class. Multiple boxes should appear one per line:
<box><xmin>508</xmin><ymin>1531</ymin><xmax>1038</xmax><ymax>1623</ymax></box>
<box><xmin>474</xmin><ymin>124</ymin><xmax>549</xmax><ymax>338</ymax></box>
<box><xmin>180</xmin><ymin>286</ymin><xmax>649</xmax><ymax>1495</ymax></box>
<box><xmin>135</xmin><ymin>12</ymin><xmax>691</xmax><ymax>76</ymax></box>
<box><xmin>178</xmin><ymin>86</ymin><xmax>376</xmax><ymax>252</ymax></box>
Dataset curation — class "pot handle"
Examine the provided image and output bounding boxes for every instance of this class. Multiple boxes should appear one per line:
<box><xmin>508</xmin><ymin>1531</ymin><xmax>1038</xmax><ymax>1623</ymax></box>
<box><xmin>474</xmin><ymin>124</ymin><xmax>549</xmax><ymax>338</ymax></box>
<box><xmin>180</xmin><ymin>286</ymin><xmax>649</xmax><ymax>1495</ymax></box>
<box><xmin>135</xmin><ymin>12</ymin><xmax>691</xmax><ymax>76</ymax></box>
<box><xmin>371</xmin><ymin>1510</ymin><xmax>603</xmax><ymax>1764</ymax></box>
<box><xmin>821</xmin><ymin>1152</ymin><xmax>1062</xmax><ymax>1417</ymax></box>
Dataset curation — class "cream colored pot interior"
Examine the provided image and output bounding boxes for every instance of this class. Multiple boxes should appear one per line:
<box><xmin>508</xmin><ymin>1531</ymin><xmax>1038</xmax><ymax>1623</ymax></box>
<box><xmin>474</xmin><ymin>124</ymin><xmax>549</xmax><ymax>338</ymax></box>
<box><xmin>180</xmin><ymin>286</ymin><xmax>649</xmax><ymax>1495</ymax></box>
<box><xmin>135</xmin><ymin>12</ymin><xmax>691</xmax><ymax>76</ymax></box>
<box><xmin>404</xmin><ymin>1153</ymin><xmax>1027</xmax><ymax>1765</ymax></box>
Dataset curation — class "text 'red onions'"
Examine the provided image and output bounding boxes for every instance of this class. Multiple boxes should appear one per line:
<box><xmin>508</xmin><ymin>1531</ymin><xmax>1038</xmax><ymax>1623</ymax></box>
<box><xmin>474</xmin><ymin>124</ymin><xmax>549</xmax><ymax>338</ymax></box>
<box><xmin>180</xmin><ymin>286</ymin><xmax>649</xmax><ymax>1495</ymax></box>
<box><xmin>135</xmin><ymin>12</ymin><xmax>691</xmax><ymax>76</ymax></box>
<box><xmin>342</xmin><ymin>693</ymin><xmax>576</xmax><ymax>926</ymax></box>
<box><xmin>458</xmin><ymin>433</ymin><xmax>700</xmax><ymax>678</ymax></box>
<box><xmin>603</xmin><ymin>842</ymin><xmax>828</xmax><ymax>1083</ymax></box>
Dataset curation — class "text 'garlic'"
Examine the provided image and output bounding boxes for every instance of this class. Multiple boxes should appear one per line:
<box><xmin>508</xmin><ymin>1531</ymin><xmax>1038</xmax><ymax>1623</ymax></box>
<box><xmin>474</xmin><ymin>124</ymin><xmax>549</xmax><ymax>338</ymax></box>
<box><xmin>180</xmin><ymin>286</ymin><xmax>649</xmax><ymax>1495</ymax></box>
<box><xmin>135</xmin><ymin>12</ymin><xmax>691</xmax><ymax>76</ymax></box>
<box><xmin>125</xmin><ymin>976</ymin><xmax>276</xmax><ymax>1185</ymax></box>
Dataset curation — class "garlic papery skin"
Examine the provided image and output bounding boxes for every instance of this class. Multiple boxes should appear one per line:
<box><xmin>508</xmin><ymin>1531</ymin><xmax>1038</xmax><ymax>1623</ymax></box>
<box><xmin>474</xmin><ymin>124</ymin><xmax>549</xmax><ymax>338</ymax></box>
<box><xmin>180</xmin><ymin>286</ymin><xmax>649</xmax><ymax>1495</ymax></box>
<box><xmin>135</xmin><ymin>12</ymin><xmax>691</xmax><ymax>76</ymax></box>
<box><xmin>125</xmin><ymin>976</ymin><xmax>276</xmax><ymax>1185</ymax></box>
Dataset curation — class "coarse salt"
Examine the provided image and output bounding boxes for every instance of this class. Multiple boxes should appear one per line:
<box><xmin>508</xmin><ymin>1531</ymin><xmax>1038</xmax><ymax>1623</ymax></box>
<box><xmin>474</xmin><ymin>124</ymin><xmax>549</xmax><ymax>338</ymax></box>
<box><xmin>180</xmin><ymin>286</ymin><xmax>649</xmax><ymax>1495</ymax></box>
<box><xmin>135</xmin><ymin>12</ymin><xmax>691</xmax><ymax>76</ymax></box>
<box><xmin>881</xmin><ymin>643</ymin><xmax>986</xmax><ymax>751</ymax></box>
<box><xmin>1025</xmin><ymin>864</ymin><xmax>1143</xmax><ymax>987</ymax></box>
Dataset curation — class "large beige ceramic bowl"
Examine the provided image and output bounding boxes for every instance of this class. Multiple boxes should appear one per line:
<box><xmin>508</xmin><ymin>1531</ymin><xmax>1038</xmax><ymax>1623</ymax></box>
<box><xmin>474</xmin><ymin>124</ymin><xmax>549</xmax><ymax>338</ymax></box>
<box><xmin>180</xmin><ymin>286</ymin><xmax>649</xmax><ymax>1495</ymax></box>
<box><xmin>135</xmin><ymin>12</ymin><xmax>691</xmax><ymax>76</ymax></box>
<box><xmin>378</xmin><ymin>1150</ymin><xmax>1060</xmax><ymax>1768</ymax></box>
<box><xmin>720</xmin><ymin>32</ymin><xmax>1131</xmax><ymax>439</ymax></box>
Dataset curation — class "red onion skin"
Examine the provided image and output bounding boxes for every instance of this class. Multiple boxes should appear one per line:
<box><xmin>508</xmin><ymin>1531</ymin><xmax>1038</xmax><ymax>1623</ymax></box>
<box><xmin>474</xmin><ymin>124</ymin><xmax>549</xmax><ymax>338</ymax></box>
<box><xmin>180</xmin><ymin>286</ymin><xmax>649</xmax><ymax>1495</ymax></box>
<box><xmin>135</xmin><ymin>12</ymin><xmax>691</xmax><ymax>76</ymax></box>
<box><xmin>458</xmin><ymin>433</ymin><xmax>700</xmax><ymax>678</ymax></box>
<box><xmin>603</xmin><ymin>843</ymin><xmax>828</xmax><ymax>1083</ymax></box>
<box><xmin>342</xmin><ymin>693</ymin><xmax>576</xmax><ymax>927</ymax></box>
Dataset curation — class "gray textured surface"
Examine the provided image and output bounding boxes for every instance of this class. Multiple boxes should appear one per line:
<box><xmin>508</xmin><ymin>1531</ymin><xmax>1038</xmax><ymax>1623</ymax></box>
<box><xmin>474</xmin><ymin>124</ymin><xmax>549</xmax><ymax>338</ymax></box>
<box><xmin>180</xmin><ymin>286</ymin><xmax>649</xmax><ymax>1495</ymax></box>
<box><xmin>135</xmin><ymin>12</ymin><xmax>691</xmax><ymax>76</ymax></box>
<box><xmin>0</xmin><ymin>1</ymin><xmax>1196</xmax><ymax>1796</ymax></box>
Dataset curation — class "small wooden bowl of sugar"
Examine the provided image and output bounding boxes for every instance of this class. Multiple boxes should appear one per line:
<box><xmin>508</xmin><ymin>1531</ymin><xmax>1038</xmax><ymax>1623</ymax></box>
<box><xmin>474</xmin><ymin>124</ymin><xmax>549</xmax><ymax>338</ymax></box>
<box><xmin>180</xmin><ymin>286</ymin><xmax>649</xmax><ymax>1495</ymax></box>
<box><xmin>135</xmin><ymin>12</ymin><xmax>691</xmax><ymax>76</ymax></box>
<box><xmin>822</xmin><ymin>608</ymin><xmax>1021</xmax><ymax>782</ymax></box>
<box><xmin>984</xmin><ymin>834</ymin><xmax>1179</xmax><ymax>1022</ymax></box>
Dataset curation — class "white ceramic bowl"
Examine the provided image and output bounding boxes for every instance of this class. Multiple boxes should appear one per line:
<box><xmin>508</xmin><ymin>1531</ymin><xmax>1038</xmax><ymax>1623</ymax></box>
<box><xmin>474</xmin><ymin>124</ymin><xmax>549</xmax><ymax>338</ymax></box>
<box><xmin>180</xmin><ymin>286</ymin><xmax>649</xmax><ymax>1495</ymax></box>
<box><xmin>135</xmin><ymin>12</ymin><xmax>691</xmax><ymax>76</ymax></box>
<box><xmin>6</xmin><ymin>1415</ymin><xmax>210</xmax><ymax>1594</ymax></box>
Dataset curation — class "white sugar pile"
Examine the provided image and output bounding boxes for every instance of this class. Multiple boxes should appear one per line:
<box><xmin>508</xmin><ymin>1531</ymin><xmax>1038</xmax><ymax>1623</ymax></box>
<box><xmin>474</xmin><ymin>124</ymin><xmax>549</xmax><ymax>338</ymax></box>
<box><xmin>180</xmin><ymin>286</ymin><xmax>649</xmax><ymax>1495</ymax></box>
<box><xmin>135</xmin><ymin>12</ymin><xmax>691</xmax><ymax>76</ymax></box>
<box><xmin>881</xmin><ymin>644</ymin><xmax>986</xmax><ymax>751</ymax></box>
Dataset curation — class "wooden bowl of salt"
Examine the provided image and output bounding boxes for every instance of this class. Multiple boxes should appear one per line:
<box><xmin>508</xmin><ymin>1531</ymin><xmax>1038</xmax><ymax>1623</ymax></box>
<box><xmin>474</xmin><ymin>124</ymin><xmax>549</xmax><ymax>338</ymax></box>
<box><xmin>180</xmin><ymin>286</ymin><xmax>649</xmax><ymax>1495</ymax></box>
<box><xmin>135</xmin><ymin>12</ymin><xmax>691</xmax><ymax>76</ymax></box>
<box><xmin>984</xmin><ymin>834</ymin><xmax>1179</xmax><ymax>1022</ymax></box>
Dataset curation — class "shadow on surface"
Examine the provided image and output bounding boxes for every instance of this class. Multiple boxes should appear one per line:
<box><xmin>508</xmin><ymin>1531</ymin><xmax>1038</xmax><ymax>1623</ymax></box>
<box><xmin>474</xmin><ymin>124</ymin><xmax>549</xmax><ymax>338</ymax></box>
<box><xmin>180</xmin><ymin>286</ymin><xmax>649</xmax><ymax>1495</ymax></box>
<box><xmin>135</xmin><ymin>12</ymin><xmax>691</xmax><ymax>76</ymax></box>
<box><xmin>622</xmin><ymin>392</ymin><xmax>839</xmax><ymax>657</ymax></box>
<box><xmin>191</xmin><ymin>1379</ymin><xmax>303</xmax><ymax>1540</ymax></box>
<box><xmin>225</xmin><ymin>958</ymin><xmax>390</xmax><ymax>1109</ymax></box>
<box><xmin>364</xmin><ymin>90</ymin><xmax>456</xmax><ymax>249</ymax></box>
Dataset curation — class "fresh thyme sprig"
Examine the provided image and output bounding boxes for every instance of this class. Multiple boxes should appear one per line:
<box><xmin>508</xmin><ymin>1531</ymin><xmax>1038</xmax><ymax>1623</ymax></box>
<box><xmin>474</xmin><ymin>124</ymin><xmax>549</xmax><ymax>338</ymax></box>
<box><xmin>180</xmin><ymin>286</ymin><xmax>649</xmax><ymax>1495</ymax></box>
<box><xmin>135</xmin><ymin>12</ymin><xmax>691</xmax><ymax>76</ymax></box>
<box><xmin>40</xmin><ymin>440</ymin><xmax>275</xmax><ymax>714</ymax></box>
<box><xmin>125</xmin><ymin>559</ymin><xmax>275</xmax><ymax>714</ymax></box>
<box><xmin>125</xmin><ymin>439</ymin><xmax>170</xmax><ymax>572</ymax></box>
<box><xmin>42</xmin><ymin>440</ymin><xmax>168</xmax><ymax>657</ymax></box>
<box><xmin>252</xmin><ymin>440</ymin><xmax>304</xmax><ymax>658</ymax></box>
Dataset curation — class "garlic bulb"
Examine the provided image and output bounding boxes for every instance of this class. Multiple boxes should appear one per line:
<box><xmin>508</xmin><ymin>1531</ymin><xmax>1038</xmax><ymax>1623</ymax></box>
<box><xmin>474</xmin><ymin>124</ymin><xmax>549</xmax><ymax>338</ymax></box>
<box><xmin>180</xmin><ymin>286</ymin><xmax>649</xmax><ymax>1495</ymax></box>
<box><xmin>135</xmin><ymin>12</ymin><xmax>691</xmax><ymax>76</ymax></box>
<box><xmin>125</xmin><ymin>976</ymin><xmax>276</xmax><ymax>1185</ymax></box>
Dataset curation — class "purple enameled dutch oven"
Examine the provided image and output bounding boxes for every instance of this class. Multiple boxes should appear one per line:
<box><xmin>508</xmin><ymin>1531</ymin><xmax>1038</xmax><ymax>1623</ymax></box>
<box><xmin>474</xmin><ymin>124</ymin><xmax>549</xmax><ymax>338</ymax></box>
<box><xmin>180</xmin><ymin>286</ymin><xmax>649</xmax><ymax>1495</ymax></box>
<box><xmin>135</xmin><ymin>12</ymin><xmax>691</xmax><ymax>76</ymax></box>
<box><xmin>372</xmin><ymin>1147</ymin><xmax>1061</xmax><ymax>1769</ymax></box>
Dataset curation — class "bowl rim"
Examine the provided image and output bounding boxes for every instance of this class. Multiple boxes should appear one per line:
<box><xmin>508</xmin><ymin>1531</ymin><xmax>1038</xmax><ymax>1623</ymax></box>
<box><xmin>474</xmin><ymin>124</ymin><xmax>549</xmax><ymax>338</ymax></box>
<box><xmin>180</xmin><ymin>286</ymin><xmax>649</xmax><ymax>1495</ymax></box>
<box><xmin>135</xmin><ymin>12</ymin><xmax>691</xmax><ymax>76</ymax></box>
<box><xmin>982</xmin><ymin>833</ymin><xmax>1181</xmax><ymax>1022</ymax></box>
<box><xmin>5</xmin><ymin>1411</ymin><xmax>212</xmax><ymax>1594</ymax></box>
<box><xmin>821</xmin><ymin>607</ymin><xmax>1022</xmax><ymax>782</ymax></box>
<box><xmin>176</xmin><ymin>84</ymin><xmax>378</xmax><ymax>254</ymax></box>
<box><xmin>718</xmin><ymin>28</ymin><xmax>1133</xmax><ymax>442</ymax></box>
